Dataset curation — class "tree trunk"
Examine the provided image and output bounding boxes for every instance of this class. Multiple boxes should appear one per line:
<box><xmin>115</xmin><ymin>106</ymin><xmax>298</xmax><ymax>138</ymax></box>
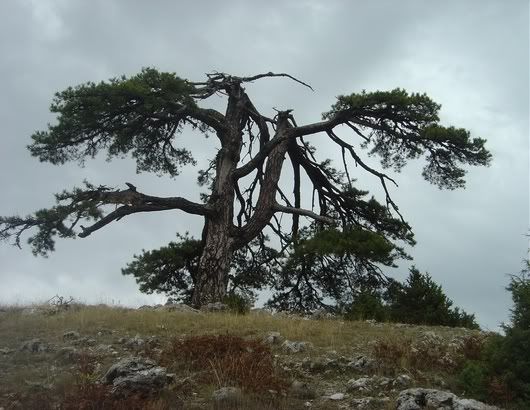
<box><xmin>191</xmin><ymin>220</ymin><xmax>234</xmax><ymax>307</ymax></box>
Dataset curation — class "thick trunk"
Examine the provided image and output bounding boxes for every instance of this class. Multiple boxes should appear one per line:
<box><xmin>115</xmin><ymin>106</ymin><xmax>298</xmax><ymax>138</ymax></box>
<box><xmin>191</xmin><ymin>220</ymin><xmax>233</xmax><ymax>307</ymax></box>
<box><xmin>190</xmin><ymin>84</ymin><xmax>244</xmax><ymax>307</ymax></box>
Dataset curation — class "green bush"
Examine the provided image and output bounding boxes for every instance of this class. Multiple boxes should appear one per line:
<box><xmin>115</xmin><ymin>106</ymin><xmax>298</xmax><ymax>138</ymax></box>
<box><xmin>222</xmin><ymin>292</ymin><xmax>252</xmax><ymax>315</ymax></box>
<box><xmin>457</xmin><ymin>361</ymin><xmax>488</xmax><ymax>399</ymax></box>
<box><xmin>457</xmin><ymin>258</ymin><xmax>530</xmax><ymax>407</ymax></box>
<box><xmin>386</xmin><ymin>267</ymin><xmax>479</xmax><ymax>329</ymax></box>
<box><xmin>344</xmin><ymin>291</ymin><xmax>388</xmax><ymax>322</ymax></box>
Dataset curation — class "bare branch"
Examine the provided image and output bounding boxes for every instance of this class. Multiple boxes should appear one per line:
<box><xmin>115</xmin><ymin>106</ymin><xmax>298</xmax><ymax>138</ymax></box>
<box><xmin>273</xmin><ymin>203</ymin><xmax>335</xmax><ymax>225</ymax></box>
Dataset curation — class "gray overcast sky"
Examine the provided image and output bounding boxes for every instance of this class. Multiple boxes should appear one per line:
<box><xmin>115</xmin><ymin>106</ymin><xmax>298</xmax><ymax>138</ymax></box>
<box><xmin>0</xmin><ymin>0</ymin><xmax>528</xmax><ymax>330</ymax></box>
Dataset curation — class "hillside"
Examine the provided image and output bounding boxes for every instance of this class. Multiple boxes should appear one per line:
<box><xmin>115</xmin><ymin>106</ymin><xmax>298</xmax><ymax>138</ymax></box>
<box><xmin>0</xmin><ymin>302</ymin><xmax>502</xmax><ymax>409</ymax></box>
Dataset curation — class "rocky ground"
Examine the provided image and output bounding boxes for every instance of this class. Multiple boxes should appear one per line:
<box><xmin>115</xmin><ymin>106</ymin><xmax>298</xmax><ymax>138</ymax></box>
<box><xmin>0</xmin><ymin>301</ymin><xmax>503</xmax><ymax>409</ymax></box>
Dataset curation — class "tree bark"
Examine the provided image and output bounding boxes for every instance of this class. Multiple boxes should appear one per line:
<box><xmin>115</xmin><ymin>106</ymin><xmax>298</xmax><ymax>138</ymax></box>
<box><xmin>190</xmin><ymin>83</ymin><xmax>244</xmax><ymax>307</ymax></box>
<box><xmin>191</xmin><ymin>219</ymin><xmax>234</xmax><ymax>306</ymax></box>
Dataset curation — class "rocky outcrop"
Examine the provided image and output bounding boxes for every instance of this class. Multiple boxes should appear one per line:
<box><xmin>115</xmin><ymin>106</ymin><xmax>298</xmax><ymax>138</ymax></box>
<box><xmin>102</xmin><ymin>357</ymin><xmax>172</xmax><ymax>397</ymax></box>
<box><xmin>396</xmin><ymin>388</ymin><xmax>500</xmax><ymax>410</ymax></box>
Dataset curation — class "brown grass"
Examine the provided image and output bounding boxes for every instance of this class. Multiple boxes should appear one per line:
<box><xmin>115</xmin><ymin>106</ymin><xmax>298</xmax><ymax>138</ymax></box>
<box><xmin>162</xmin><ymin>334</ymin><xmax>287</xmax><ymax>393</ymax></box>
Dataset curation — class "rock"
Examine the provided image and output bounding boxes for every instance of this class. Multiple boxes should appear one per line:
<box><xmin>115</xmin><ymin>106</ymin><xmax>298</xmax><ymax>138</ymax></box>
<box><xmin>164</xmin><ymin>303</ymin><xmax>201</xmax><ymax>314</ymax></box>
<box><xmin>396</xmin><ymin>388</ymin><xmax>500</xmax><ymax>410</ymax></box>
<box><xmin>394</xmin><ymin>374</ymin><xmax>413</xmax><ymax>387</ymax></box>
<box><xmin>282</xmin><ymin>340</ymin><xmax>312</xmax><ymax>353</ymax></box>
<box><xmin>347</xmin><ymin>355</ymin><xmax>375</xmax><ymax>371</ymax></box>
<box><xmin>328</xmin><ymin>393</ymin><xmax>345</xmax><ymax>400</ymax></box>
<box><xmin>56</xmin><ymin>347</ymin><xmax>79</xmax><ymax>363</ymax></box>
<box><xmin>212</xmin><ymin>386</ymin><xmax>242</xmax><ymax>404</ymax></box>
<box><xmin>125</xmin><ymin>334</ymin><xmax>145</xmax><ymax>348</ymax></box>
<box><xmin>72</xmin><ymin>337</ymin><xmax>96</xmax><ymax>347</ymax></box>
<box><xmin>291</xmin><ymin>380</ymin><xmax>317</xmax><ymax>399</ymax></box>
<box><xmin>312</xmin><ymin>308</ymin><xmax>335</xmax><ymax>320</ymax></box>
<box><xmin>263</xmin><ymin>331</ymin><xmax>284</xmax><ymax>345</ymax></box>
<box><xmin>0</xmin><ymin>348</ymin><xmax>14</xmax><ymax>355</ymax></box>
<box><xmin>302</xmin><ymin>357</ymin><xmax>340</xmax><ymax>372</ymax></box>
<box><xmin>351</xmin><ymin>397</ymin><xmax>390</xmax><ymax>409</ymax></box>
<box><xmin>19</xmin><ymin>339</ymin><xmax>49</xmax><ymax>353</ymax></box>
<box><xmin>103</xmin><ymin>357</ymin><xmax>171</xmax><ymax>397</ymax></box>
<box><xmin>347</xmin><ymin>377</ymin><xmax>373</xmax><ymax>392</ymax></box>
<box><xmin>93</xmin><ymin>344</ymin><xmax>114</xmax><ymax>354</ymax></box>
<box><xmin>201</xmin><ymin>302</ymin><xmax>229</xmax><ymax>312</ymax></box>
<box><xmin>63</xmin><ymin>330</ymin><xmax>80</xmax><ymax>341</ymax></box>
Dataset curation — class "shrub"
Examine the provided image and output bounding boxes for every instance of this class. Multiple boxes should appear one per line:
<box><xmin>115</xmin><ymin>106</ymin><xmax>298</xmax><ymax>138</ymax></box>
<box><xmin>457</xmin><ymin>258</ymin><xmax>530</xmax><ymax>407</ymax></box>
<box><xmin>162</xmin><ymin>334</ymin><xmax>287</xmax><ymax>393</ymax></box>
<box><xmin>344</xmin><ymin>290</ymin><xmax>389</xmax><ymax>322</ymax></box>
<box><xmin>387</xmin><ymin>267</ymin><xmax>479</xmax><ymax>329</ymax></box>
<box><xmin>222</xmin><ymin>292</ymin><xmax>253</xmax><ymax>315</ymax></box>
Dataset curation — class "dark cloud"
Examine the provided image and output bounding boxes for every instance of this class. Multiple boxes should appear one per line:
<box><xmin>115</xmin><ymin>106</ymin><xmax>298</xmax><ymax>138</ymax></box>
<box><xmin>0</xmin><ymin>0</ymin><xmax>528</xmax><ymax>329</ymax></box>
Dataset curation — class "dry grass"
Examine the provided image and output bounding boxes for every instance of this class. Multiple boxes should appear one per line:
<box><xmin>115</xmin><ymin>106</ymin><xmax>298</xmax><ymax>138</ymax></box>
<box><xmin>0</xmin><ymin>303</ymin><xmax>487</xmax><ymax>409</ymax></box>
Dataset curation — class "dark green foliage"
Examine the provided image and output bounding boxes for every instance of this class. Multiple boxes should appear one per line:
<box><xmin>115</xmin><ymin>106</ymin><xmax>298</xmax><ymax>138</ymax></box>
<box><xmin>387</xmin><ymin>267</ymin><xmax>479</xmax><ymax>328</ymax></box>
<box><xmin>121</xmin><ymin>233</ymin><xmax>200</xmax><ymax>303</ymax></box>
<box><xmin>29</xmin><ymin>68</ymin><xmax>199</xmax><ymax>176</ymax></box>
<box><xmin>340</xmin><ymin>267</ymin><xmax>478</xmax><ymax>328</ymax></box>
<box><xmin>457</xmin><ymin>361</ymin><xmax>489</xmax><ymax>398</ymax></box>
<box><xmin>122</xmin><ymin>235</ymin><xmax>279</xmax><ymax>304</ymax></box>
<box><xmin>0</xmin><ymin>68</ymin><xmax>492</xmax><ymax>309</ymax></box>
<box><xmin>0</xmin><ymin>181</ymin><xmax>104</xmax><ymax>256</ymax></box>
<box><xmin>222</xmin><ymin>292</ymin><xmax>253</xmax><ymax>315</ymax></box>
<box><xmin>457</xmin><ymin>258</ymin><xmax>530</xmax><ymax>406</ymax></box>
<box><xmin>343</xmin><ymin>289</ymin><xmax>388</xmax><ymax>322</ymax></box>
<box><xmin>266</xmin><ymin>224</ymin><xmax>404</xmax><ymax>313</ymax></box>
<box><xmin>323</xmin><ymin>88</ymin><xmax>491</xmax><ymax>189</ymax></box>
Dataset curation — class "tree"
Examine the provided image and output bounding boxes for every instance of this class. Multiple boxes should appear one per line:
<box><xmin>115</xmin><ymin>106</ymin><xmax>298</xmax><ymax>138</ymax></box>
<box><xmin>0</xmin><ymin>68</ymin><xmax>491</xmax><ymax>307</ymax></box>
<box><xmin>386</xmin><ymin>267</ymin><xmax>479</xmax><ymax>328</ymax></box>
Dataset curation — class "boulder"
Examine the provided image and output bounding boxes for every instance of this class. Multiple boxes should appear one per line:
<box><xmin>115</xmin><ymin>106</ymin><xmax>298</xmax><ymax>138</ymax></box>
<box><xmin>263</xmin><ymin>331</ymin><xmax>284</xmax><ymax>345</ymax></box>
<box><xmin>396</xmin><ymin>388</ymin><xmax>500</xmax><ymax>410</ymax></box>
<box><xmin>347</xmin><ymin>354</ymin><xmax>375</xmax><ymax>371</ymax></box>
<box><xmin>328</xmin><ymin>392</ymin><xmax>345</xmax><ymax>400</ymax></box>
<box><xmin>164</xmin><ymin>303</ymin><xmax>201</xmax><ymax>314</ymax></box>
<box><xmin>19</xmin><ymin>339</ymin><xmax>49</xmax><ymax>353</ymax></box>
<box><xmin>63</xmin><ymin>330</ymin><xmax>80</xmax><ymax>341</ymax></box>
<box><xmin>201</xmin><ymin>302</ymin><xmax>229</xmax><ymax>312</ymax></box>
<box><xmin>347</xmin><ymin>377</ymin><xmax>374</xmax><ymax>392</ymax></box>
<box><xmin>103</xmin><ymin>357</ymin><xmax>172</xmax><ymax>397</ymax></box>
<box><xmin>212</xmin><ymin>386</ymin><xmax>242</xmax><ymax>404</ymax></box>
<box><xmin>282</xmin><ymin>340</ymin><xmax>312</xmax><ymax>353</ymax></box>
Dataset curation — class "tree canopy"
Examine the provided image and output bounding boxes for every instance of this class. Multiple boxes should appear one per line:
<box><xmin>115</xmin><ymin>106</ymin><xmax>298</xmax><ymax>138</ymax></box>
<box><xmin>0</xmin><ymin>68</ymin><xmax>491</xmax><ymax>306</ymax></box>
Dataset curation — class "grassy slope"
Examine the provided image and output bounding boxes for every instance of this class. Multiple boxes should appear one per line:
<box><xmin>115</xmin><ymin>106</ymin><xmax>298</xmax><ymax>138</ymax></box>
<box><xmin>0</xmin><ymin>304</ymin><xmax>496</xmax><ymax>409</ymax></box>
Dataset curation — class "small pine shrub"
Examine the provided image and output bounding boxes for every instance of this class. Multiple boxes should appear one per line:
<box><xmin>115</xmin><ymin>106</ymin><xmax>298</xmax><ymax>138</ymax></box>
<box><xmin>222</xmin><ymin>292</ymin><xmax>252</xmax><ymax>315</ymax></box>
<box><xmin>457</xmin><ymin>361</ymin><xmax>488</xmax><ymax>399</ymax></box>
<box><xmin>457</xmin><ymin>258</ymin><xmax>530</xmax><ymax>407</ymax></box>
<box><xmin>344</xmin><ymin>291</ymin><xmax>388</xmax><ymax>322</ymax></box>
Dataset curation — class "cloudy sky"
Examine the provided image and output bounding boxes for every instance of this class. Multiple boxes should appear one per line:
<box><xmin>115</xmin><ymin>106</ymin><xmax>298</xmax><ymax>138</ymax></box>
<box><xmin>0</xmin><ymin>0</ymin><xmax>528</xmax><ymax>330</ymax></box>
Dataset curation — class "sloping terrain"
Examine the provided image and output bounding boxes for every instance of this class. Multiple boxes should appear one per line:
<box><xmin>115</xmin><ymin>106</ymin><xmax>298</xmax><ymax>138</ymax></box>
<box><xmin>0</xmin><ymin>303</ymin><xmax>501</xmax><ymax>409</ymax></box>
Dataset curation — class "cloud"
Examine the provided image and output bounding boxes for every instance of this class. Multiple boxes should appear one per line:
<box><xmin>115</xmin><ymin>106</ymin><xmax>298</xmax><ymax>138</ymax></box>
<box><xmin>0</xmin><ymin>1</ymin><xmax>528</xmax><ymax>330</ymax></box>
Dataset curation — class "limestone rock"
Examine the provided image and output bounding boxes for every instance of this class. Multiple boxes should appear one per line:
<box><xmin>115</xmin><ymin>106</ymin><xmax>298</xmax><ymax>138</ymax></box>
<box><xmin>201</xmin><ymin>302</ymin><xmax>229</xmax><ymax>312</ymax></box>
<box><xmin>282</xmin><ymin>340</ymin><xmax>312</xmax><ymax>353</ymax></box>
<box><xmin>103</xmin><ymin>357</ymin><xmax>171</xmax><ymax>397</ymax></box>
<box><xmin>163</xmin><ymin>303</ymin><xmax>201</xmax><ymax>314</ymax></box>
<box><xmin>396</xmin><ymin>388</ymin><xmax>500</xmax><ymax>410</ymax></box>
<box><xmin>328</xmin><ymin>392</ymin><xmax>345</xmax><ymax>400</ymax></box>
<box><xmin>347</xmin><ymin>377</ymin><xmax>374</xmax><ymax>392</ymax></box>
<box><xmin>347</xmin><ymin>354</ymin><xmax>375</xmax><ymax>371</ymax></box>
<box><xmin>19</xmin><ymin>339</ymin><xmax>49</xmax><ymax>353</ymax></box>
<box><xmin>63</xmin><ymin>330</ymin><xmax>80</xmax><ymax>341</ymax></box>
<box><xmin>263</xmin><ymin>331</ymin><xmax>284</xmax><ymax>345</ymax></box>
